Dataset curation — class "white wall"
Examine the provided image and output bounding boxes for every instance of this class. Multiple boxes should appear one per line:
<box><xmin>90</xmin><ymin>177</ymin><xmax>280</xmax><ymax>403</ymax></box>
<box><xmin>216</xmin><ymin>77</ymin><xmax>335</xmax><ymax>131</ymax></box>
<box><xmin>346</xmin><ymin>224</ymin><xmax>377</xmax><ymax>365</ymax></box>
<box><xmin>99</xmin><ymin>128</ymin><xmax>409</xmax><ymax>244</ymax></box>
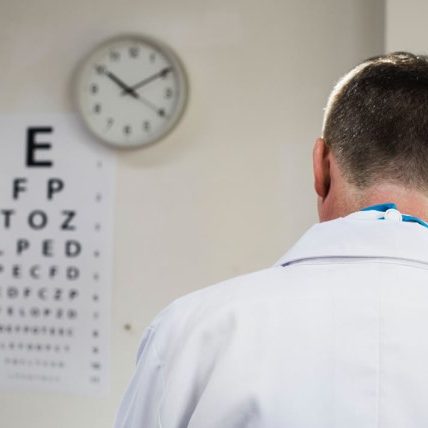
<box><xmin>386</xmin><ymin>0</ymin><xmax>427</xmax><ymax>52</ymax></box>
<box><xmin>0</xmin><ymin>0</ymin><xmax>384</xmax><ymax>426</ymax></box>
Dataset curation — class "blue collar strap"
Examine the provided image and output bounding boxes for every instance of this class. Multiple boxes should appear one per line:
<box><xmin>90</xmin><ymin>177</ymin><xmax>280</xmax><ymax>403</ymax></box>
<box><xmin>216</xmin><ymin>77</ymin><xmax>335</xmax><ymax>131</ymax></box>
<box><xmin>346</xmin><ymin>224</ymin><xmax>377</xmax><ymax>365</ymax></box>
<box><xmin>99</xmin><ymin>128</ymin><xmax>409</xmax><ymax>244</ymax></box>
<box><xmin>361</xmin><ymin>202</ymin><xmax>428</xmax><ymax>229</ymax></box>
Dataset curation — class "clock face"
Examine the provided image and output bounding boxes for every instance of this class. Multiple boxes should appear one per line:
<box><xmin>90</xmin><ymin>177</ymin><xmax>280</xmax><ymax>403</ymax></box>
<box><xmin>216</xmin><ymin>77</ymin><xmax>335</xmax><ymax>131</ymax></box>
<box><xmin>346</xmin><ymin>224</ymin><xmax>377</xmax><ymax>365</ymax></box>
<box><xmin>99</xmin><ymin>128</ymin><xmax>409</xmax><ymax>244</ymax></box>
<box><xmin>75</xmin><ymin>35</ymin><xmax>188</xmax><ymax>148</ymax></box>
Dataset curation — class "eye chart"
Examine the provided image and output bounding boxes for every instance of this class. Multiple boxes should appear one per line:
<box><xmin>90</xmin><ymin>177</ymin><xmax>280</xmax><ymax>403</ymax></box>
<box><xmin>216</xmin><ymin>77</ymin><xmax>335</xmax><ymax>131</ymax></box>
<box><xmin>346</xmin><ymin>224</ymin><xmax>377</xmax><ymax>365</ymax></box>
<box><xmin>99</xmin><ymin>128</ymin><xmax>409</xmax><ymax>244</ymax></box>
<box><xmin>0</xmin><ymin>114</ymin><xmax>115</xmax><ymax>396</ymax></box>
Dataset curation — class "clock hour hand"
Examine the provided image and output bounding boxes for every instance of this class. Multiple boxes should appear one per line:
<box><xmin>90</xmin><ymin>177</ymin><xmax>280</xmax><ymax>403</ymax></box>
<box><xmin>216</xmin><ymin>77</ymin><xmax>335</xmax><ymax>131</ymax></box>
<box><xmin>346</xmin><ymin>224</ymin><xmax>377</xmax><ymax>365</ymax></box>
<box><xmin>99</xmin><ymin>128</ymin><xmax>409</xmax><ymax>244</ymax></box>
<box><xmin>104</xmin><ymin>70</ymin><xmax>139</xmax><ymax>99</ymax></box>
<box><xmin>122</xmin><ymin>67</ymin><xmax>172</xmax><ymax>95</ymax></box>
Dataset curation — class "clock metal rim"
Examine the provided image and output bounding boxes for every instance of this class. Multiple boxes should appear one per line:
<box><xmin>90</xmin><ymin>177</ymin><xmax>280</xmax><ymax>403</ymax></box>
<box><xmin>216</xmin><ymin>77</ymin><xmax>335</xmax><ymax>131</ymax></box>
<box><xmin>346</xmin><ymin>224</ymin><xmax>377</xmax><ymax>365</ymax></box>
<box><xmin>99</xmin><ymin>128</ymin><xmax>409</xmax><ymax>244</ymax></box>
<box><xmin>74</xmin><ymin>33</ymin><xmax>189</xmax><ymax>149</ymax></box>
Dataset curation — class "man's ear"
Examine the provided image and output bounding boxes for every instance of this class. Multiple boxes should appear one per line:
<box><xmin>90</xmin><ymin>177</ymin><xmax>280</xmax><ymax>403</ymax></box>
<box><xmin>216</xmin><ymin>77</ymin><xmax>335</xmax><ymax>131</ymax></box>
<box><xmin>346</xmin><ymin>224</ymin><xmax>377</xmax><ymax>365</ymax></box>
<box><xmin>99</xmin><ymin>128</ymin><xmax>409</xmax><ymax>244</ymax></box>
<box><xmin>313</xmin><ymin>137</ymin><xmax>331</xmax><ymax>199</ymax></box>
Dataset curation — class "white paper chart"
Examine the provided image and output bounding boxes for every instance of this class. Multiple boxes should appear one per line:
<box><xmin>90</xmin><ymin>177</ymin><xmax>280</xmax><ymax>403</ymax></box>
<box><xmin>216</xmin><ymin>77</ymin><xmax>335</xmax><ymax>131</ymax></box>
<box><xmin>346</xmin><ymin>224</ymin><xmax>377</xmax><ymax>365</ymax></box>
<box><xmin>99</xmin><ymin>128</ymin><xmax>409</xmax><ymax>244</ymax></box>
<box><xmin>0</xmin><ymin>114</ymin><xmax>115</xmax><ymax>396</ymax></box>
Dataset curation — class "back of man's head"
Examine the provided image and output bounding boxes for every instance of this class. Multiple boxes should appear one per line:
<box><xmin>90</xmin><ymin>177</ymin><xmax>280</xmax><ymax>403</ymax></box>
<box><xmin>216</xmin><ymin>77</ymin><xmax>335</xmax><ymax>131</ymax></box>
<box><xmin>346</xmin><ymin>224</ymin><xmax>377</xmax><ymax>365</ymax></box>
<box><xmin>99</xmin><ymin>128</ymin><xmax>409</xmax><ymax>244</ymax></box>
<box><xmin>323</xmin><ymin>52</ymin><xmax>428</xmax><ymax>192</ymax></box>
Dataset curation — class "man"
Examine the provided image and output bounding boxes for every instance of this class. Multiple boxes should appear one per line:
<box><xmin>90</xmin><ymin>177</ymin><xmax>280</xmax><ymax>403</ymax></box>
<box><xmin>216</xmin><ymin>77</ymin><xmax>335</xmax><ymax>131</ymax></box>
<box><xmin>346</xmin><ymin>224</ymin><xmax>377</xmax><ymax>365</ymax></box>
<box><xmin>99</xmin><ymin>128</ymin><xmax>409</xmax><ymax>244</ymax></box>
<box><xmin>115</xmin><ymin>52</ymin><xmax>428</xmax><ymax>427</ymax></box>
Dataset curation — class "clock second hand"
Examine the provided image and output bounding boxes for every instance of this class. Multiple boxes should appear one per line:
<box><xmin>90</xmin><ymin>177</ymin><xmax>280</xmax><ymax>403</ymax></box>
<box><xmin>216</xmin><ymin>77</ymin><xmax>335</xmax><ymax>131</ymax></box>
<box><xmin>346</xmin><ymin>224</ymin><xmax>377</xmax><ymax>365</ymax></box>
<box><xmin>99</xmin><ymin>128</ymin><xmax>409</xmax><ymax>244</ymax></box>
<box><xmin>135</xmin><ymin>95</ymin><xmax>167</xmax><ymax>117</ymax></box>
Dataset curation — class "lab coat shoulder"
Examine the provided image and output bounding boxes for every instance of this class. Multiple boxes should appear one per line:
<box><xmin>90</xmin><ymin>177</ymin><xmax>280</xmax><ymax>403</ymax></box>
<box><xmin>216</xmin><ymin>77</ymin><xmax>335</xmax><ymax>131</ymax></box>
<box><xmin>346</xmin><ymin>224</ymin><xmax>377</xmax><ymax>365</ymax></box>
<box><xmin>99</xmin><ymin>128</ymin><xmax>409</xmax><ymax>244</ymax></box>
<box><xmin>139</xmin><ymin>260</ymin><xmax>330</xmax><ymax>365</ymax></box>
<box><xmin>142</xmin><ymin>265</ymin><xmax>287</xmax><ymax>358</ymax></box>
<box><xmin>115</xmin><ymin>265</ymin><xmax>296</xmax><ymax>427</ymax></box>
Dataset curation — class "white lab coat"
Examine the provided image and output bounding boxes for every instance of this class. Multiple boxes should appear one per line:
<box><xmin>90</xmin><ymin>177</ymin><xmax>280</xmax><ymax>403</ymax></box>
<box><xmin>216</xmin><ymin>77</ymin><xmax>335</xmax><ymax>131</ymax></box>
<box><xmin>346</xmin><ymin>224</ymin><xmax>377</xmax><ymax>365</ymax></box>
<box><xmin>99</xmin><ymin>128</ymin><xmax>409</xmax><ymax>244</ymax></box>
<box><xmin>115</xmin><ymin>208</ymin><xmax>428</xmax><ymax>427</ymax></box>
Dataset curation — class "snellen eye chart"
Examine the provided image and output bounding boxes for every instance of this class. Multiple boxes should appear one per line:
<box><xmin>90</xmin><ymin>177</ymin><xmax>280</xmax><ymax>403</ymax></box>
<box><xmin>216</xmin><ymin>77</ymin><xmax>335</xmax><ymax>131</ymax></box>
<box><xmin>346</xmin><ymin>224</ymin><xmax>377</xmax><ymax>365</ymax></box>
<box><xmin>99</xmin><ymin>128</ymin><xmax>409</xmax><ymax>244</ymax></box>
<box><xmin>0</xmin><ymin>114</ymin><xmax>115</xmax><ymax>396</ymax></box>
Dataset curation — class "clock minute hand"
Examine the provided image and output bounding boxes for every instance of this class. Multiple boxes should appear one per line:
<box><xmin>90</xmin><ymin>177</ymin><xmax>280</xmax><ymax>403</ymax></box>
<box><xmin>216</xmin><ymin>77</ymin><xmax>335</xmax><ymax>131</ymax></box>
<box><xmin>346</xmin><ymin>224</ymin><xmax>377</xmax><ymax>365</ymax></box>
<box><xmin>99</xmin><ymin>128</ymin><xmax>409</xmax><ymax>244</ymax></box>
<box><xmin>105</xmin><ymin>70</ymin><xmax>139</xmax><ymax>99</ymax></box>
<box><xmin>123</xmin><ymin>67</ymin><xmax>172</xmax><ymax>94</ymax></box>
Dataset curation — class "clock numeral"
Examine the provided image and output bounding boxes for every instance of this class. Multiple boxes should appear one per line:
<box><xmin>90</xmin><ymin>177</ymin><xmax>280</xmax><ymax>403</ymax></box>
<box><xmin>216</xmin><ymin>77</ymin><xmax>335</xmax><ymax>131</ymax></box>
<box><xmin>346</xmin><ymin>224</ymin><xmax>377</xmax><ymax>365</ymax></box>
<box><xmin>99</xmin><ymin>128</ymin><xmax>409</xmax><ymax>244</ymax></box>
<box><xmin>93</xmin><ymin>104</ymin><xmax>102</xmax><ymax>114</ymax></box>
<box><xmin>124</xmin><ymin>125</ymin><xmax>132</xmax><ymax>135</ymax></box>
<box><xmin>158</xmin><ymin>109</ymin><xmax>166</xmax><ymax>118</ymax></box>
<box><xmin>165</xmin><ymin>88</ymin><xmax>173</xmax><ymax>99</ymax></box>
<box><xmin>143</xmin><ymin>121</ymin><xmax>151</xmax><ymax>132</ymax></box>
<box><xmin>106</xmin><ymin>118</ymin><xmax>114</xmax><ymax>129</ymax></box>
<box><xmin>129</xmin><ymin>46</ymin><xmax>139</xmax><ymax>58</ymax></box>
<box><xmin>95</xmin><ymin>64</ymin><xmax>106</xmax><ymax>75</ymax></box>
<box><xmin>110</xmin><ymin>50</ymin><xmax>120</xmax><ymax>61</ymax></box>
<box><xmin>90</xmin><ymin>84</ymin><xmax>98</xmax><ymax>94</ymax></box>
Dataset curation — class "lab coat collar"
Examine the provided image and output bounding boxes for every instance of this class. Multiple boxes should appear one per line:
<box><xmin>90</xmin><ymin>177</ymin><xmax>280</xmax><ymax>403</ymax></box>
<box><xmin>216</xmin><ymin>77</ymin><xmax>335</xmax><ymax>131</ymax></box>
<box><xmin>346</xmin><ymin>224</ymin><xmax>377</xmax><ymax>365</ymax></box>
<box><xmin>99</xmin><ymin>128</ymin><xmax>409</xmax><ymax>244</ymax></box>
<box><xmin>275</xmin><ymin>209</ymin><xmax>428</xmax><ymax>267</ymax></box>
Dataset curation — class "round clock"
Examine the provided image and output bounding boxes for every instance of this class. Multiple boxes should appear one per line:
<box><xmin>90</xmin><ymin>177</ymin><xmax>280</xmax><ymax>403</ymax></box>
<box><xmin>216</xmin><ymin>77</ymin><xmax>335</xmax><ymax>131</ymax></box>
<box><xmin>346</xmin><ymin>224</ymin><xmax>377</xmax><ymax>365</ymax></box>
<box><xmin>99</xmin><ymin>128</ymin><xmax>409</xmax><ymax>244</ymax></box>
<box><xmin>75</xmin><ymin>34</ymin><xmax>188</xmax><ymax>148</ymax></box>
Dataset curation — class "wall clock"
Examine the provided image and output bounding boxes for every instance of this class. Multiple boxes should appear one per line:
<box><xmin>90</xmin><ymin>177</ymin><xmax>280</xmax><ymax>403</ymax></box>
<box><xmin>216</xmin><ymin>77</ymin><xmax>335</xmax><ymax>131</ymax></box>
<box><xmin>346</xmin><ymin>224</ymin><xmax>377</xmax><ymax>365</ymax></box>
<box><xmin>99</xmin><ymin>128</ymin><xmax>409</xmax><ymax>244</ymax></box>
<box><xmin>75</xmin><ymin>34</ymin><xmax>188</xmax><ymax>149</ymax></box>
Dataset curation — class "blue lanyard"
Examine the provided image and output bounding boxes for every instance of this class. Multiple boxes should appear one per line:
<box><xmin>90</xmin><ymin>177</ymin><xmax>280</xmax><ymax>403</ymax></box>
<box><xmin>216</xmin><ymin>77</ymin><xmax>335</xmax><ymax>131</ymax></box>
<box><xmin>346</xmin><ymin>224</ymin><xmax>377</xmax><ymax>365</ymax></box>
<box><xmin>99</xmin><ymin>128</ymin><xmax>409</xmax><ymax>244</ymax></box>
<box><xmin>361</xmin><ymin>202</ymin><xmax>428</xmax><ymax>229</ymax></box>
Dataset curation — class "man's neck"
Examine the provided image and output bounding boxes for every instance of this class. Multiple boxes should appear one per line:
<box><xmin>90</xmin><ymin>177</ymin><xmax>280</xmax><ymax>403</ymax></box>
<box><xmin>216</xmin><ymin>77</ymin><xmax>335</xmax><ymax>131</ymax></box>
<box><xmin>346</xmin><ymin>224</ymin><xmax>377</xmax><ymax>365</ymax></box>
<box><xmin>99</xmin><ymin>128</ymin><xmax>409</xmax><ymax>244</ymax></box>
<box><xmin>354</xmin><ymin>183</ymin><xmax>428</xmax><ymax>222</ymax></box>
